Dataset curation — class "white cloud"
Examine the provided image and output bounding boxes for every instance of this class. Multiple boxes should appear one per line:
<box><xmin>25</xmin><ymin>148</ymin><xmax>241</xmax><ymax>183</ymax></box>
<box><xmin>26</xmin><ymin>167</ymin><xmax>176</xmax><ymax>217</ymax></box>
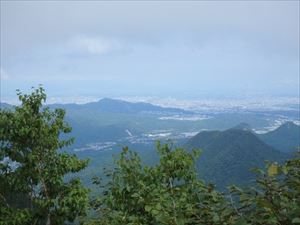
<box><xmin>69</xmin><ymin>35</ymin><xmax>121</xmax><ymax>55</ymax></box>
<box><xmin>0</xmin><ymin>68</ymin><xmax>9</xmax><ymax>80</ymax></box>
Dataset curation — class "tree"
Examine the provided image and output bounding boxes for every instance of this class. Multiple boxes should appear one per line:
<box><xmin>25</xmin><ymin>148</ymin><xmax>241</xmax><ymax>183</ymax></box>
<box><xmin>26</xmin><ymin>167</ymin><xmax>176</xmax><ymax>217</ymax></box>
<box><xmin>2</xmin><ymin>87</ymin><xmax>299</xmax><ymax>225</ymax></box>
<box><xmin>87</xmin><ymin>142</ymin><xmax>237</xmax><ymax>225</ymax></box>
<box><xmin>0</xmin><ymin>87</ymin><xmax>89</xmax><ymax>225</ymax></box>
<box><xmin>87</xmin><ymin>143</ymin><xmax>300</xmax><ymax>225</ymax></box>
<box><xmin>229</xmin><ymin>153</ymin><xmax>300</xmax><ymax>225</ymax></box>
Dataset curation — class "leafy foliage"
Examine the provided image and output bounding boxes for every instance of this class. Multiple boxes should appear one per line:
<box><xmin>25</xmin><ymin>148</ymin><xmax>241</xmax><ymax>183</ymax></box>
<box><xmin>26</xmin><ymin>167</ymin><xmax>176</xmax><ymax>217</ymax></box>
<box><xmin>87</xmin><ymin>142</ymin><xmax>237</xmax><ymax>225</ymax></box>
<box><xmin>0</xmin><ymin>87</ymin><xmax>89</xmax><ymax>225</ymax></box>
<box><xmin>1</xmin><ymin>87</ymin><xmax>299</xmax><ymax>225</ymax></box>
<box><xmin>87</xmin><ymin>143</ymin><xmax>300</xmax><ymax>225</ymax></box>
<box><xmin>229</xmin><ymin>154</ymin><xmax>300</xmax><ymax>225</ymax></box>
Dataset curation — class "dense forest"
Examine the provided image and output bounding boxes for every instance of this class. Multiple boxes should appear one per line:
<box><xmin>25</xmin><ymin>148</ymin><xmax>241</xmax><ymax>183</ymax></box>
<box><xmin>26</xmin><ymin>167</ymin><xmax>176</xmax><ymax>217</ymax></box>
<box><xmin>1</xmin><ymin>88</ymin><xmax>299</xmax><ymax>225</ymax></box>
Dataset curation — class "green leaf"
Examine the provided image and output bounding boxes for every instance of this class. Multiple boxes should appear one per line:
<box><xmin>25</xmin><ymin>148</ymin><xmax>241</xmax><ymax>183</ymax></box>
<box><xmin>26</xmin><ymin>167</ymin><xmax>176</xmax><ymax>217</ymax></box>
<box><xmin>234</xmin><ymin>217</ymin><xmax>249</xmax><ymax>225</ymax></box>
<box><xmin>268</xmin><ymin>163</ymin><xmax>278</xmax><ymax>177</ymax></box>
<box><xmin>292</xmin><ymin>218</ymin><xmax>300</xmax><ymax>224</ymax></box>
<box><xmin>145</xmin><ymin>205</ymin><xmax>152</xmax><ymax>212</ymax></box>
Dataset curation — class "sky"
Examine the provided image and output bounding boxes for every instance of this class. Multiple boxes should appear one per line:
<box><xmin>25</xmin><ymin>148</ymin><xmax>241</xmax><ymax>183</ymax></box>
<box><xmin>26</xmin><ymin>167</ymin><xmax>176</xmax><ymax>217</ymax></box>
<box><xmin>0</xmin><ymin>1</ymin><xmax>299</xmax><ymax>103</ymax></box>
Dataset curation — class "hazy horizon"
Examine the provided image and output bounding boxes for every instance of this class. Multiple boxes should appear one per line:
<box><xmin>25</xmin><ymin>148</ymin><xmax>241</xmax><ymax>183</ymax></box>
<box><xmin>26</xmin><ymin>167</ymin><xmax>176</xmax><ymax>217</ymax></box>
<box><xmin>1</xmin><ymin>1</ymin><xmax>299</xmax><ymax>103</ymax></box>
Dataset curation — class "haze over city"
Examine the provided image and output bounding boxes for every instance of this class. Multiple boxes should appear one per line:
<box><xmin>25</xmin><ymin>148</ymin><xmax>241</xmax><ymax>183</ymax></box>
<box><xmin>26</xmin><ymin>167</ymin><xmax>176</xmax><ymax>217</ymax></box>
<box><xmin>1</xmin><ymin>1</ymin><xmax>299</xmax><ymax>104</ymax></box>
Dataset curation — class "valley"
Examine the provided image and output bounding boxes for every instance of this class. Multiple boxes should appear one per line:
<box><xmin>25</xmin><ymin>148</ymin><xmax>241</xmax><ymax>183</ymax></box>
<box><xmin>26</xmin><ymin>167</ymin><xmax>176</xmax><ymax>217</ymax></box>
<box><xmin>1</xmin><ymin>97</ymin><xmax>299</xmax><ymax>190</ymax></box>
<box><xmin>56</xmin><ymin>98</ymin><xmax>299</xmax><ymax>153</ymax></box>
<box><xmin>44</xmin><ymin>98</ymin><xmax>299</xmax><ymax>191</ymax></box>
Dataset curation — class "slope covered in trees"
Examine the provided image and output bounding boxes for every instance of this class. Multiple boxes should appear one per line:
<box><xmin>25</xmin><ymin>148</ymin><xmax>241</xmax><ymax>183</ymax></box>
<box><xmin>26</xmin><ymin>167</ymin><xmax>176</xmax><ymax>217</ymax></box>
<box><xmin>258</xmin><ymin>122</ymin><xmax>300</xmax><ymax>153</ymax></box>
<box><xmin>86</xmin><ymin>143</ymin><xmax>300</xmax><ymax>225</ymax></box>
<box><xmin>1</xmin><ymin>88</ymin><xmax>299</xmax><ymax>225</ymax></box>
<box><xmin>185</xmin><ymin>128</ymin><xmax>289</xmax><ymax>188</ymax></box>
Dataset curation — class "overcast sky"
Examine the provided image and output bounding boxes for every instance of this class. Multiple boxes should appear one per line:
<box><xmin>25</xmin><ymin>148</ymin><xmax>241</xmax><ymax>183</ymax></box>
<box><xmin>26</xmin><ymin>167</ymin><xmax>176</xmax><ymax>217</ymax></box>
<box><xmin>1</xmin><ymin>1</ymin><xmax>299</xmax><ymax>103</ymax></box>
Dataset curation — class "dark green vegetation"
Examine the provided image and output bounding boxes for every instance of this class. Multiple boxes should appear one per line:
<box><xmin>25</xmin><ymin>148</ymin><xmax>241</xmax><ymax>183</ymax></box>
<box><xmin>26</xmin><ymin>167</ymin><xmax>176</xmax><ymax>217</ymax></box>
<box><xmin>1</xmin><ymin>88</ymin><xmax>300</xmax><ymax>224</ymax></box>
<box><xmin>186</xmin><ymin>128</ymin><xmax>289</xmax><ymax>188</ymax></box>
<box><xmin>86</xmin><ymin>143</ymin><xmax>300</xmax><ymax>225</ymax></box>
<box><xmin>73</xmin><ymin>122</ymin><xmax>299</xmax><ymax>193</ymax></box>
<box><xmin>258</xmin><ymin>122</ymin><xmax>300</xmax><ymax>153</ymax></box>
<box><xmin>0</xmin><ymin>87</ymin><xmax>89</xmax><ymax>225</ymax></box>
<box><xmin>50</xmin><ymin>99</ymin><xmax>195</xmax><ymax>147</ymax></box>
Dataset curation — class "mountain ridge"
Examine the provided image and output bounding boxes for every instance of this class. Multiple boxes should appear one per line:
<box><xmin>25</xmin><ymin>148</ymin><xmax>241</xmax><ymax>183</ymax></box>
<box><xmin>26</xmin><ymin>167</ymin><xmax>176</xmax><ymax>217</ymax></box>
<box><xmin>1</xmin><ymin>98</ymin><xmax>189</xmax><ymax>114</ymax></box>
<box><xmin>258</xmin><ymin>121</ymin><xmax>300</xmax><ymax>153</ymax></box>
<box><xmin>186</xmin><ymin>127</ymin><xmax>289</xmax><ymax>188</ymax></box>
<box><xmin>46</xmin><ymin>98</ymin><xmax>190</xmax><ymax>114</ymax></box>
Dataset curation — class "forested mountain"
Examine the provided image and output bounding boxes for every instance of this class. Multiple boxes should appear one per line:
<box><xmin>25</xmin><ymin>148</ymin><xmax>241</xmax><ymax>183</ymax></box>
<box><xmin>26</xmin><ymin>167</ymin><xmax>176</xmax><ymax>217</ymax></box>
<box><xmin>0</xmin><ymin>102</ymin><xmax>13</xmax><ymax>110</ymax></box>
<box><xmin>258</xmin><ymin>122</ymin><xmax>300</xmax><ymax>153</ymax></box>
<box><xmin>50</xmin><ymin>98</ymin><xmax>188</xmax><ymax>114</ymax></box>
<box><xmin>52</xmin><ymin>98</ymin><xmax>194</xmax><ymax>146</ymax></box>
<box><xmin>1</xmin><ymin>89</ymin><xmax>300</xmax><ymax>225</ymax></box>
<box><xmin>186</xmin><ymin>128</ymin><xmax>289</xmax><ymax>188</ymax></box>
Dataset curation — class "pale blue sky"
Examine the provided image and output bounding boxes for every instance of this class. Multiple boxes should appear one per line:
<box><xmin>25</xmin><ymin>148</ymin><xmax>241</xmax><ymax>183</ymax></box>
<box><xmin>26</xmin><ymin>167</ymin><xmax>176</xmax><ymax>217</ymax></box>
<box><xmin>1</xmin><ymin>1</ymin><xmax>299</xmax><ymax>102</ymax></box>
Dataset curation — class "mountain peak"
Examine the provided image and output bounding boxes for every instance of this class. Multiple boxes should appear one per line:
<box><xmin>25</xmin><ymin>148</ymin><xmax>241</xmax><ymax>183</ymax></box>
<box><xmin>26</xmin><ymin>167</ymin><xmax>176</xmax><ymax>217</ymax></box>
<box><xmin>230</xmin><ymin>123</ymin><xmax>252</xmax><ymax>131</ymax></box>
<box><xmin>186</xmin><ymin>128</ymin><xmax>287</xmax><ymax>188</ymax></box>
<box><xmin>85</xmin><ymin>98</ymin><xmax>188</xmax><ymax>114</ymax></box>
<box><xmin>98</xmin><ymin>98</ymin><xmax>126</xmax><ymax>104</ymax></box>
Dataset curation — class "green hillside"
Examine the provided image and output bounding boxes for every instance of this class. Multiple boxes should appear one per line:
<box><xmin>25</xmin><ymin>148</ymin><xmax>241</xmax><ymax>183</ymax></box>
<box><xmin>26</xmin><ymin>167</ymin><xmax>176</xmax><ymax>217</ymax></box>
<box><xmin>186</xmin><ymin>128</ymin><xmax>289</xmax><ymax>188</ymax></box>
<box><xmin>2</xmin><ymin>88</ymin><xmax>300</xmax><ymax>225</ymax></box>
<box><xmin>258</xmin><ymin>122</ymin><xmax>300</xmax><ymax>153</ymax></box>
<box><xmin>50</xmin><ymin>98</ymin><xmax>188</xmax><ymax>114</ymax></box>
